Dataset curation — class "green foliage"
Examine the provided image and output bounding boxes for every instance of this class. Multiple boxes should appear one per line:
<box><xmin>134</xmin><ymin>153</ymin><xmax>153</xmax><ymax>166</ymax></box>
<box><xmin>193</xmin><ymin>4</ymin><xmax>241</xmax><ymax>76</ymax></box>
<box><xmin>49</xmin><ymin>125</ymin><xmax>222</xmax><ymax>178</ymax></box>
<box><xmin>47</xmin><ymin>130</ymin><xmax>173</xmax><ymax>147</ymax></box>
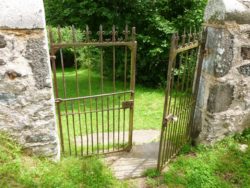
<box><xmin>164</xmin><ymin>131</ymin><xmax>250</xmax><ymax>188</ymax></box>
<box><xmin>0</xmin><ymin>132</ymin><xmax>126</xmax><ymax>188</ymax></box>
<box><xmin>49</xmin><ymin>27</ymin><xmax>100</xmax><ymax>69</ymax></box>
<box><xmin>56</xmin><ymin>68</ymin><xmax>165</xmax><ymax>132</ymax></box>
<box><xmin>49</xmin><ymin>26</ymin><xmax>83</xmax><ymax>43</ymax></box>
<box><xmin>44</xmin><ymin>0</ymin><xmax>207</xmax><ymax>87</ymax></box>
<box><xmin>234</xmin><ymin>128</ymin><xmax>250</xmax><ymax>143</ymax></box>
<box><xmin>178</xmin><ymin>143</ymin><xmax>192</xmax><ymax>155</ymax></box>
<box><xmin>144</xmin><ymin>168</ymin><xmax>160</xmax><ymax>178</ymax></box>
<box><xmin>144</xmin><ymin>168</ymin><xmax>162</xmax><ymax>188</ymax></box>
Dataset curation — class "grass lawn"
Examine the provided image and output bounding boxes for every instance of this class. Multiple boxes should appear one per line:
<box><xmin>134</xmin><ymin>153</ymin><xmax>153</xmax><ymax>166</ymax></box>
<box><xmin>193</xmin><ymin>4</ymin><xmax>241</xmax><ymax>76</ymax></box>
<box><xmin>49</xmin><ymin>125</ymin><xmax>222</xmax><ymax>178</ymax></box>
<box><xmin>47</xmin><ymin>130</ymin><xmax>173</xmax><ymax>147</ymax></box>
<box><xmin>144</xmin><ymin>129</ymin><xmax>250</xmax><ymax>188</ymax></box>
<box><xmin>54</xmin><ymin>68</ymin><xmax>166</xmax><ymax>154</ymax></box>
<box><xmin>1</xmin><ymin>129</ymin><xmax>249</xmax><ymax>188</ymax></box>
<box><xmin>54</xmin><ymin>68</ymin><xmax>192</xmax><ymax>155</ymax></box>
<box><xmin>0</xmin><ymin>133</ymin><xmax>127</xmax><ymax>188</ymax></box>
<box><xmin>55</xmin><ymin>67</ymin><xmax>165</xmax><ymax>131</ymax></box>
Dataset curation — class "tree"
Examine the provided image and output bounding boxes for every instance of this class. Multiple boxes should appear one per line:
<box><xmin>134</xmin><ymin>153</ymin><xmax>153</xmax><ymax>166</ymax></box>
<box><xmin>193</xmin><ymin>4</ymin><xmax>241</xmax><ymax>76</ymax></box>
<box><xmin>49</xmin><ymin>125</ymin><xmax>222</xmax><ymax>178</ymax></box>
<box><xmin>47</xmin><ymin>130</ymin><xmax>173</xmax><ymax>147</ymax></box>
<box><xmin>44</xmin><ymin>0</ymin><xmax>207</xmax><ymax>87</ymax></box>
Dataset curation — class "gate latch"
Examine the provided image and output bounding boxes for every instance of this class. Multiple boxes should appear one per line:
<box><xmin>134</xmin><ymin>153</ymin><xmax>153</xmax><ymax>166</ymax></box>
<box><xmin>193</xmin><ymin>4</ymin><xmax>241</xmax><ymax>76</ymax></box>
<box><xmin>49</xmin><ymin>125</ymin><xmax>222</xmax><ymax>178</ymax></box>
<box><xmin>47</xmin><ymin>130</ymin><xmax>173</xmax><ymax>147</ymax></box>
<box><xmin>122</xmin><ymin>100</ymin><xmax>134</xmax><ymax>109</ymax></box>
<box><xmin>163</xmin><ymin>114</ymin><xmax>178</xmax><ymax>127</ymax></box>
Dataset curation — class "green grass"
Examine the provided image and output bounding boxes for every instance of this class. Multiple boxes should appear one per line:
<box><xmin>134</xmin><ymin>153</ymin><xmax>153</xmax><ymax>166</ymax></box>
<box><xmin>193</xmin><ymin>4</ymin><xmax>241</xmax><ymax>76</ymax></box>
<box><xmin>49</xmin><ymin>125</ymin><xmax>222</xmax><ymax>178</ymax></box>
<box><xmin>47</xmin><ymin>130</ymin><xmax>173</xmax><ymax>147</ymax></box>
<box><xmin>55</xmin><ymin>68</ymin><xmax>192</xmax><ymax>155</ymax></box>
<box><xmin>0</xmin><ymin>133</ymin><xmax>127</xmax><ymax>188</ymax></box>
<box><xmin>144</xmin><ymin>129</ymin><xmax>250</xmax><ymax>188</ymax></box>
<box><xmin>56</xmin><ymin>67</ymin><xmax>165</xmax><ymax>131</ymax></box>
<box><xmin>55</xmin><ymin>68</ymin><xmax>166</xmax><ymax>154</ymax></box>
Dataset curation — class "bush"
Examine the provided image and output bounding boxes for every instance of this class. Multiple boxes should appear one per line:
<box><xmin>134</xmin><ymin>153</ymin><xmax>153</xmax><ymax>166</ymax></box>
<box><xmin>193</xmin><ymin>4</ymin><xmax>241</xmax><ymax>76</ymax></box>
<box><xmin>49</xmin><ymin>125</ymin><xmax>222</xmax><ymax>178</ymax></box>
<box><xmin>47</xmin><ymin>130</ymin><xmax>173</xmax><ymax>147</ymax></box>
<box><xmin>44</xmin><ymin>0</ymin><xmax>208</xmax><ymax>87</ymax></box>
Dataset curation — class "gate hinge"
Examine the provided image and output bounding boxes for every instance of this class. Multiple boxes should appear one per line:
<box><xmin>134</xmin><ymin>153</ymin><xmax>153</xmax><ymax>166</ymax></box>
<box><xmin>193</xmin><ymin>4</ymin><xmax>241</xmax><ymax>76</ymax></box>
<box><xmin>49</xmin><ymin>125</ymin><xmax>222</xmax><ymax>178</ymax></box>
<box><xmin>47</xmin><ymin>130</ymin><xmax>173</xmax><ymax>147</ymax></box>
<box><xmin>55</xmin><ymin>98</ymin><xmax>63</xmax><ymax>103</ymax></box>
<box><xmin>50</xmin><ymin>55</ymin><xmax>56</xmax><ymax>60</ymax></box>
<box><xmin>122</xmin><ymin>100</ymin><xmax>134</xmax><ymax>109</ymax></box>
<box><xmin>203</xmin><ymin>48</ymin><xmax>213</xmax><ymax>57</ymax></box>
<box><xmin>163</xmin><ymin>114</ymin><xmax>178</xmax><ymax>127</ymax></box>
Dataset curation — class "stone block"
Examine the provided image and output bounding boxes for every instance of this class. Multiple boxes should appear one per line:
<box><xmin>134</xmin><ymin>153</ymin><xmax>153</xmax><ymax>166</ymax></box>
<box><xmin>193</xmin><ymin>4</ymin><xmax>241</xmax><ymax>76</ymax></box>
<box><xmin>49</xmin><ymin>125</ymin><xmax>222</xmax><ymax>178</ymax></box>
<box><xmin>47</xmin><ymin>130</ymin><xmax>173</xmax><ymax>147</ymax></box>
<box><xmin>238</xmin><ymin>63</ymin><xmax>250</xmax><ymax>76</ymax></box>
<box><xmin>0</xmin><ymin>1</ymin><xmax>59</xmax><ymax>160</ymax></box>
<box><xmin>191</xmin><ymin>108</ymin><xmax>202</xmax><ymax>140</ymax></box>
<box><xmin>0</xmin><ymin>0</ymin><xmax>45</xmax><ymax>29</ymax></box>
<box><xmin>25</xmin><ymin>134</ymin><xmax>56</xmax><ymax>143</ymax></box>
<box><xmin>0</xmin><ymin>35</ymin><xmax>6</xmax><ymax>48</ymax></box>
<box><xmin>0</xmin><ymin>59</ymin><xmax>6</xmax><ymax>65</ymax></box>
<box><xmin>205</xmin><ymin>0</ymin><xmax>250</xmax><ymax>24</ymax></box>
<box><xmin>0</xmin><ymin>93</ymin><xmax>16</xmax><ymax>104</ymax></box>
<box><xmin>25</xmin><ymin>37</ymin><xmax>51</xmax><ymax>89</ymax></box>
<box><xmin>194</xmin><ymin>0</ymin><xmax>250</xmax><ymax>145</ymax></box>
<box><xmin>207</xmin><ymin>84</ymin><xmax>234</xmax><ymax>113</ymax></box>
<box><xmin>241</xmin><ymin>47</ymin><xmax>250</xmax><ymax>60</ymax></box>
<box><xmin>5</xmin><ymin>70</ymin><xmax>22</xmax><ymax>80</ymax></box>
<box><xmin>196</xmin><ymin>76</ymin><xmax>206</xmax><ymax>109</ymax></box>
<box><xmin>203</xmin><ymin>28</ymin><xmax>234</xmax><ymax>77</ymax></box>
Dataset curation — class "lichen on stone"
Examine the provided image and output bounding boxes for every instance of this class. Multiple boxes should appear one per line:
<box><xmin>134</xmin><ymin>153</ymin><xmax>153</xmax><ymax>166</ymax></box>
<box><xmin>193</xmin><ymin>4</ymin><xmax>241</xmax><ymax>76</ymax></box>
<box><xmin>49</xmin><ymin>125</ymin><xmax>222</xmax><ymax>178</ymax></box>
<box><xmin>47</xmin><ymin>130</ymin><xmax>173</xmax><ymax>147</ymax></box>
<box><xmin>25</xmin><ymin>37</ymin><xmax>51</xmax><ymax>89</ymax></box>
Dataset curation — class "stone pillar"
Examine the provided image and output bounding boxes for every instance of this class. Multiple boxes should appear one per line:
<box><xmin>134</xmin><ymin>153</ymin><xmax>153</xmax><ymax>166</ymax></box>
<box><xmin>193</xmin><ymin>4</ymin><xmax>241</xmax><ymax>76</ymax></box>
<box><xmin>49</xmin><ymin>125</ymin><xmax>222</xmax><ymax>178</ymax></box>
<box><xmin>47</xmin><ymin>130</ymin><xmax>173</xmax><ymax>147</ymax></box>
<box><xmin>194</xmin><ymin>0</ymin><xmax>250</xmax><ymax>144</ymax></box>
<box><xmin>0</xmin><ymin>0</ymin><xmax>60</xmax><ymax>159</ymax></box>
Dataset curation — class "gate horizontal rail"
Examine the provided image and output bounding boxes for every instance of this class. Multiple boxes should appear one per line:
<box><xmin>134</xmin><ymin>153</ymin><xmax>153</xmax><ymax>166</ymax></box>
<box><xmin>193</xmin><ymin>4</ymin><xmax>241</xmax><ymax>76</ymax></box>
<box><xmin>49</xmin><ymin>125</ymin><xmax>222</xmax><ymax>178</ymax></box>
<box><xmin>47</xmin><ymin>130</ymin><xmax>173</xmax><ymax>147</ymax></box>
<box><xmin>55</xmin><ymin>90</ymin><xmax>133</xmax><ymax>103</ymax></box>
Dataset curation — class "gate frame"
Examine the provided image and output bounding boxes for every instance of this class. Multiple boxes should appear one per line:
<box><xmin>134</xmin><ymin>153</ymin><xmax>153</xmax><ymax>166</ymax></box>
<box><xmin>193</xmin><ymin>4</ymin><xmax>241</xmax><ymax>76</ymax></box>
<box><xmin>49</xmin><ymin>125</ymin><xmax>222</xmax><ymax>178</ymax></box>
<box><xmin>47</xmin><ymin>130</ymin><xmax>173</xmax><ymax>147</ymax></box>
<box><xmin>49</xmin><ymin>25</ymin><xmax>137</xmax><ymax>156</ymax></box>
<box><xmin>157</xmin><ymin>29</ymin><xmax>207</xmax><ymax>171</ymax></box>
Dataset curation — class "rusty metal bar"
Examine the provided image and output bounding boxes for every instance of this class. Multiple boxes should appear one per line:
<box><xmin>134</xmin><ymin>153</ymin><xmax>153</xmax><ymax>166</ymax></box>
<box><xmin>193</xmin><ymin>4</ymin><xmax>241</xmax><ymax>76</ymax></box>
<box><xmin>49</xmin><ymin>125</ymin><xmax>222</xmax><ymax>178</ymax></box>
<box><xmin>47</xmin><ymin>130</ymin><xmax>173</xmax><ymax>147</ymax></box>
<box><xmin>157</xmin><ymin>33</ymin><xmax>177</xmax><ymax>169</ymax></box>
<box><xmin>72</xmin><ymin>26</ymin><xmax>84</xmax><ymax>156</ymax></box>
<box><xmin>51</xmin><ymin>42</ymin><xmax>135</xmax><ymax>51</ymax></box>
<box><xmin>95</xmin><ymin>98</ymin><xmax>99</xmax><ymax>154</ymax></box>
<box><xmin>179</xmin><ymin>28</ymin><xmax>196</xmax><ymax>146</ymax></box>
<box><xmin>169</xmin><ymin>36</ymin><xmax>186</xmax><ymax>158</ymax></box>
<box><xmin>60</xmin><ymin>106</ymin><xmax>130</xmax><ymax>116</ymax></box>
<box><xmin>57</xmin><ymin>26</ymin><xmax>71</xmax><ymax>155</ymax></box>
<box><xmin>98</xmin><ymin>25</ymin><xmax>105</xmax><ymax>153</ymax></box>
<box><xmin>163</xmin><ymin>33</ymin><xmax>179</xmax><ymax>164</ymax></box>
<box><xmin>82</xmin><ymin>98</ymin><xmax>89</xmax><ymax>155</ymax></box>
<box><xmin>171</xmin><ymin>30</ymin><xmax>187</xmax><ymax>154</ymax></box>
<box><xmin>107</xmin><ymin>96</ymin><xmax>110</xmax><ymax>152</ymax></box>
<box><xmin>118</xmin><ymin>96</ymin><xmax>121</xmax><ymax>149</ymax></box>
<box><xmin>70</xmin><ymin>100</ymin><xmax>77</xmax><ymax>156</ymax></box>
<box><xmin>112</xmin><ymin>25</ymin><xmax>116</xmax><ymax>151</ymax></box>
<box><xmin>55</xmin><ymin>91</ymin><xmax>133</xmax><ymax>102</ymax></box>
<box><xmin>174</xmin><ymin>54</ymin><xmax>190</xmax><ymax>152</ymax></box>
<box><xmin>85</xmin><ymin>25</ymin><xmax>91</xmax><ymax>42</ymax></box>
<box><xmin>176</xmin><ymin>51</ymin><xmax>190</xmax><ymax>149</ymax></box>
<box><xmin>127</xmin><ymin>27</ymin><xmax>137</xmax><ymax>151</ymax></box>
<box><xmin>49</xmin><ymin>28</ymin><xmax>65</xmax><ymax>154</ymax></box>
<box><xmin>176</xmin><ymin>41</ymin><xmax>199</xmax><ymax>53</ymax></box>
<box><xmin>123</xmin><ymin>25</ymin><xmax>129</xmax><ymax>148</ymax></box>
<box><xmin>101</xmin><ymin>52</ymin><xmax>105</xmax><ymax>153</ymax></box>
<box><xmin>181</xmin><ymin>47</ymin><xmax>197</xmax><ymax>145</ymax></box>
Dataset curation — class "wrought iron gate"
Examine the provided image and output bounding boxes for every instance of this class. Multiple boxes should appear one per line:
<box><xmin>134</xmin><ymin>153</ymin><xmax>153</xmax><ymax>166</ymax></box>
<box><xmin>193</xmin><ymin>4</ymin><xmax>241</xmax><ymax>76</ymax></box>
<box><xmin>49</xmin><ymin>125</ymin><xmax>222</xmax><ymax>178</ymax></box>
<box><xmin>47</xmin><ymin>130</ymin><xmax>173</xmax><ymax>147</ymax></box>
<box><xmin>49</xmin><ymin>25</ymin><xmax>137</xmax><ymax>156</ymax></box>
<box><xmin>157</xmin><ymin>29</ymin><xmax>205</xmax><ymax>170</ymax></box>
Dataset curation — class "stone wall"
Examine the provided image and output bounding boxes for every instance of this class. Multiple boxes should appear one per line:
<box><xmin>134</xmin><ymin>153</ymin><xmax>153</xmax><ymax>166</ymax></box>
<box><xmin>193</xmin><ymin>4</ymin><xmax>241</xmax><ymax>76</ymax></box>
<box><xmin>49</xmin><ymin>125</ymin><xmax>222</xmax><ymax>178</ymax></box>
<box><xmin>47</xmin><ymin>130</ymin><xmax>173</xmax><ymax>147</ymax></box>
<box><xmin>0</xmin><ymin>0</ymin><xmax>59</xmax><ymax>159</ymax></box>
<box><xmin>194</xmin><ymin>0</ymin><xmax>250</xmax><ymax>144</ymax></box>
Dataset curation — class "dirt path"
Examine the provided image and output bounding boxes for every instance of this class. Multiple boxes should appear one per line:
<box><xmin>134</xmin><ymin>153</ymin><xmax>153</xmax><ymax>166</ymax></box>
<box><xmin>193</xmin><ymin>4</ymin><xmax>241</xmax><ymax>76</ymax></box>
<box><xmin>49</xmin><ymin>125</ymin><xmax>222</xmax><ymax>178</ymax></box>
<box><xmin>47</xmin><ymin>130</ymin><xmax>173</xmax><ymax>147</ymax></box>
<box><xmin>104</xmin><ymin>130</ymin><xmax>161</xmax><ymax>179</ymax></box>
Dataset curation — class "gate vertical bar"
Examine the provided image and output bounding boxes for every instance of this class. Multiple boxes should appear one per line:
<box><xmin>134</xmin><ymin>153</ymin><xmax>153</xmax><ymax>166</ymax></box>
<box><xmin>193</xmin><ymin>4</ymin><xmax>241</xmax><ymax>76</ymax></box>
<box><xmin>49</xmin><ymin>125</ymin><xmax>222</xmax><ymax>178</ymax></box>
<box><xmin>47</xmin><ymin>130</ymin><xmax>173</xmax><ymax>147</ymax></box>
<box><xmin>49</xmin><ymin>28</ymin><xmax>65</xmax><ymax>154</ymax></box>
<box><xmin>157</xmin><ymin>33</ymin><xmax>177</xmax><ymax>170</ymax></box>
<box><xmin>112</xmin><ymin>25</ymin><xmax>116</xmax><ymax>151</ymax></box>
<box><xmin>128</xmin><ymin>27</ymin><xmax>137</xmax><ymax>151</ymax></box>
<box><xmin>57</xmin><ymin>26</ymin><xmax>71</xmax><ymax>155</ymax></box>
